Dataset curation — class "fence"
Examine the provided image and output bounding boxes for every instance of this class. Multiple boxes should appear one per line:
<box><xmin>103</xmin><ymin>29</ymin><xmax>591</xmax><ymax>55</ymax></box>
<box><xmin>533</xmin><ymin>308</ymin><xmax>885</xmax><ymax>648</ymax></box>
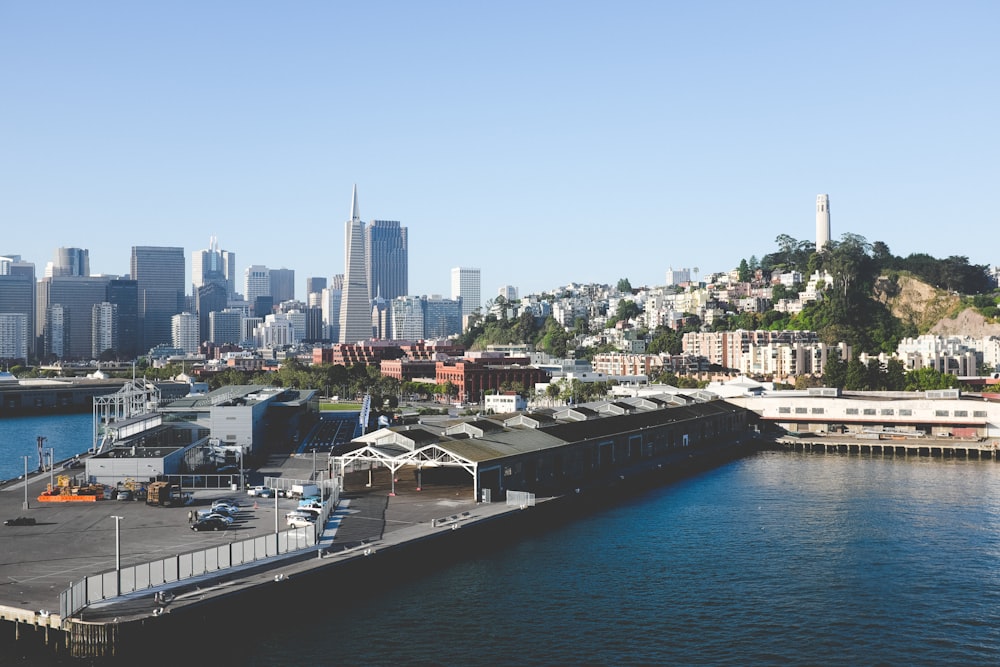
<box><xmin>60</xmin><ymin>526</ymin><xmax>315</xmax><ymax>619</ymax></box>
<box><xmin>506</xmin><ymin>490</ymin><xmax>536</xmax><ymax>508</ymax></box>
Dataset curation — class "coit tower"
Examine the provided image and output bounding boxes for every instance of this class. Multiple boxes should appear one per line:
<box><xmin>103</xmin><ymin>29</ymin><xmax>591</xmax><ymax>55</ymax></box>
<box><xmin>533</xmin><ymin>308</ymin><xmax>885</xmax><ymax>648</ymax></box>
<box><xmin>816</xmin><ymin>194</ymin><xmax>831</xmax><ymax>252</ymax></box>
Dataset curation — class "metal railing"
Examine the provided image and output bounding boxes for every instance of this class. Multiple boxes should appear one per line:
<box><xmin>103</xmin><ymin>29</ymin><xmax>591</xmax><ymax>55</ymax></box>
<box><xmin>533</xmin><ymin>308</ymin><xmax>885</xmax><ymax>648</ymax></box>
<box><xmin>60</xmin><ymin>525</ymin><xmax>315</xmax><ymax>619</ymax></box>
<box><xmin>506</xmin><ymin>490</ymin><xmax>536</xmax><ymax>508</ymax></box>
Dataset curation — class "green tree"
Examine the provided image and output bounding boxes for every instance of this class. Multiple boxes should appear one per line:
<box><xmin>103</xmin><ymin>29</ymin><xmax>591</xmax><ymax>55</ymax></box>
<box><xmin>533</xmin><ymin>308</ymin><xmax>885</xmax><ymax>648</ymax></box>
<box><xmin>738</xmin><ymin>258</ymin><xmax>752</xmax><ymax>282</ymax></box>
<box><xmin>616</xmin><ymin>278</ymin><xmax>633</xmax><ymax>294</ymax></box>
<box><xmin>845</xmin><ymin>356</ymin><xmax>867</xmax><ymax>390</ymax></box>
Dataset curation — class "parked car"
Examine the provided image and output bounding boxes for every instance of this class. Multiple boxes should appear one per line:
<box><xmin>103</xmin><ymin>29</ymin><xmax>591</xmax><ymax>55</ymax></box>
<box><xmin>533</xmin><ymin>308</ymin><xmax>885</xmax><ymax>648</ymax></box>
<box><xmin>191</xmin><ymin>517</ymin><xmax>229</xmax><ymax>531</ymax></box>
<box><xmin>247</xmin><ymin>486</ymin><xmax>273</xmax><ymax>498</ymax></box>
<box><xmin>285</xmin><ymin>513</ymin><xmax>315</xmax><ymax>528</ymax></box>
<box><xmin>212</xmin><ymin>497</ymin><xmax>240</xmax><ymax>508</ymax></box>
<box><xmin>4</xmin><ymin>516</ymin><xmax>36</xmax><ymax>526</ymax></box>
<box><xmin>208</xmin><ymin>503</ymin><xmax>239</xmax><ymax>516</ymax></box>
<box><xmin>116</xmin><ymin>490</ymin><xmax>133</xmax><ymax>501</ymax></box>
<box><xmin>196</xmin><ymin>511</ymin><xmax>235</xmax><ymax>525</ymax></box>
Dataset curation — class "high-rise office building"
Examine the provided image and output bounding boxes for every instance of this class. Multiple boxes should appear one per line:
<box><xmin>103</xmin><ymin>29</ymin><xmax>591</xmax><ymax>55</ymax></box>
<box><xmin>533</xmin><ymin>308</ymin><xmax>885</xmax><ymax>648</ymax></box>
<box><xmin>49</xmin><ymin>247</ymin><xmax>90</xmax><ymax>277</ymax></box>
<box><xmin>321</xmin><ymin>285</ymin><xmax>342</xmax><ymax>343</ymax></box>
<box><xmin>339</xmin><ymin>186</ymin><xmax>373</xmax><ymax>343</ymax></box>
<box><xmin>106</xmin><ymin>278</ymin><xmax>139</xmax><ymax>360</ymax></box>
<box><xmin>192</xmin><ymin>236</ymin><xmax>236</xmax><ymax>298</ymax></box>
<box><xmin>37</xmin><ymin>275</ymin><xmax>111</xmax><ymax>359</ymax></box>
<box><xmin>91</xmin><ymin>302</ymin><xmax>118</xmax><ymax>358</ymax></box>
<box><xmin>423</xmin><ymin>295</ymin><xmax>463</xmax><ymax>339</ymax></box>
<box><xmin>366</xmin><ymin>219</ymin><xmax>408</xmax><ymax>301</ymax></box>
<box><xmin>0</xmin><ymin>256</ymin><xmax>36</xmax><ymax>360</ymax></box>
<box><xmin>196</xmin><ymin>281</ymin><xmax>229</xmax><ymax>345</ymax></box>
<box><xmin>171</xmin><ymin>312</ymin><xmax>200</xmax><ymax>355</ymax></box>
<box><xmin>270</xmin><ymin>268</ymin><xmax>295</xmax><ymax>305</ymax></box>
<box><xmin>306</xmin><ymin>276</ymin><xmax>327</xmax><ymax>296</ymax></box>
<box><xmin>451</xmin><ymin>267</ymin><xmax>481</xmax><ymax>320</ymax></box>
<box><xmin>816</xmin><ymin>194</ymin><xmax>831</xmax><ymax>252</ymax></box>
<box><xmin>498</xmin><ymin>285</ymin><xmax>518</xmax><ymax>302</ymax></box>
<box><xmin>244</xmin><ymin>265</ymin><xmax>270</xmax><ymax>315</ymax></box>
<box><xmin>209</xmin><ymin>309</ymin><xmax>243</xmax><ymax>345</ymax></box>
<box><xmin>131</xmin><ymin>246</ymin><xmax>185</xmax><ymax>352</ymax></box>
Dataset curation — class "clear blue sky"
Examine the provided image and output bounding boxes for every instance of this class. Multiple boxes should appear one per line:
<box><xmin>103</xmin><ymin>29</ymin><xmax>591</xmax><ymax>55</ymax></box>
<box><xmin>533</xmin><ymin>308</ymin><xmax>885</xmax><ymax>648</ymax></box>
<box><xmin>2</xmin><ymin>2</ymin><xmax>997</xmax><ymax>304</ymax></box>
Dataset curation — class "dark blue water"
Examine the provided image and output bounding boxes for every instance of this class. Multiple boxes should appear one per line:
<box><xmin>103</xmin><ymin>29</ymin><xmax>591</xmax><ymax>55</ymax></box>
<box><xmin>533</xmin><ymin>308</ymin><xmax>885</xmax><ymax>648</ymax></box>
<box><xmin>244</xmin><ymin>451</ymin><xmax>1000</xmax><ymax>666</ymax></box>
<box><xmin>7</xmin><ymin>417</ymin><xmax>1000</xmax><ymax>665</ymax></box>
<box><xmin>0</xmin><ymin>413</ymin><xmax>92</xmax><ymax>481</ymax></box>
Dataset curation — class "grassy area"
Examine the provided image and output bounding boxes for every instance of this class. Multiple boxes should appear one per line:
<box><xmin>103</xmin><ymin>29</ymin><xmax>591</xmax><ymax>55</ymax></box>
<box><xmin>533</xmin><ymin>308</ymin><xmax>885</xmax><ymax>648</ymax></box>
<box><xmin>320</xmin><ymin>402</ymin><xmax>363</xmax><ymax>411</ymax></box>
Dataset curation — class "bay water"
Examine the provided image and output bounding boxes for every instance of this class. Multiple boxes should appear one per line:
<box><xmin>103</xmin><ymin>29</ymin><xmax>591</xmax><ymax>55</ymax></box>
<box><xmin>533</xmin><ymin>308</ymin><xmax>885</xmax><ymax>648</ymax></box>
<box><xmin>5</xmin><ymin>416</ymin><xmax>1000</xmax><ymax>665</ymax></box>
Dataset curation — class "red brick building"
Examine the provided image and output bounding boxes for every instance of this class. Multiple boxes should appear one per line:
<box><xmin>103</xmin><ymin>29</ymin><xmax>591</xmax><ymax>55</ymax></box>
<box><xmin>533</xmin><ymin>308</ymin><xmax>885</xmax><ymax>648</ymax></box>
<box><xmin>435</xmin><ymin>359</ymin><xmax>551</xmax><ymax>404</ymax></box>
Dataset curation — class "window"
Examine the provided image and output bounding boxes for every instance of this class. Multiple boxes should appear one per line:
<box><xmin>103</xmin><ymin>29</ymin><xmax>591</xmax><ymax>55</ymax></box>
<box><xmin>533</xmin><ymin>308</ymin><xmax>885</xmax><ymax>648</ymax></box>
<box><xmin>778</xmin><ymin>407</ymin><xmax>791</xmax><ymax>414</ymax></box>
<box><xmin>935</xmin><ymin>410</ymin><xmax>949</xmax><ymax>417</ymax></box>
<box><xmin>880</xmin><ymin>409</ymin><xmax>894</xmax><ymax>416</ymax></box>
<box><xmin>974</xmin><ymin>411</ymin><xmax>987</xmax><ymax>418</ymax></box>
<box><xmin>899</xmin><ymin>409</ymin><xmax>912</xmax><ymax>416</ymax></box>
<box><xmin>863</xmin><ymin>408</ymin><xmax>876</xmax><ymax>416</ymax></box>
<box><xmin>846</xmin><ymin>408</ymin><xmax>859</xmax><ymax>415</ymax></box>
<box><xmin>795</xmin><ymin>407</ymin><xmax>808</xmax><ymax>414</ymax></box>
<box><xmin>954</xmin><ymin>410</ymin><xmax>968</xmax><ymax>418</ymax></box>
<box><xmin>811</xmin><ymin>407</ymin><xmax>824</xmax><ymax>414</ymax></box>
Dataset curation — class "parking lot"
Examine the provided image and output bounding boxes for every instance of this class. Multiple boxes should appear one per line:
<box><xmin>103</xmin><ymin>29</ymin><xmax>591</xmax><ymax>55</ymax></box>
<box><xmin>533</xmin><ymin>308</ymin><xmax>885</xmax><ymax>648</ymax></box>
<box><xmin>0</xmin><ymin>449</ymin><xmax>323</xmax><ymax>614</ymax></box>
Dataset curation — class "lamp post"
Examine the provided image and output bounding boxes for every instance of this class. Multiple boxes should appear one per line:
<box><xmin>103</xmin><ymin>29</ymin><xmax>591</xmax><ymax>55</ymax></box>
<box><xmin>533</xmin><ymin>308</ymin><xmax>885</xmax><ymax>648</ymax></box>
<box><xmin>47</xmin><ymin>447</ymin><xmax>54</xmax><ymax>492</ymax></box>
<box><xmin>22</xmin><ymin>456</ymin><xmax>29</xmax><ymax>510</ymax></box>
<box><xmin>110</xmin><ymin>515</ymin><xmax>123</xmax><ymax>595</ymax></box>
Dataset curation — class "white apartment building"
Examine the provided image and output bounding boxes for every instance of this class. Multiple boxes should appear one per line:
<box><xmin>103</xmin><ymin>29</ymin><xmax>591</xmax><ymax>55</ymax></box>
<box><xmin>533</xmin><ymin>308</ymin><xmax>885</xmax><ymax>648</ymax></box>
<box><xmin>0</xmin><ymin>313</ymin><xmax>28</xmax><ymax>361</ymax></box>
<box><xmin>91</xmin><ymin>302</ymin><xmax>118</xmax><ymax>358</ymax></box>
<box><xmin>171</xmin><ymin>312</ymin><xmax>200</xmax><ymax>354</ymax></box>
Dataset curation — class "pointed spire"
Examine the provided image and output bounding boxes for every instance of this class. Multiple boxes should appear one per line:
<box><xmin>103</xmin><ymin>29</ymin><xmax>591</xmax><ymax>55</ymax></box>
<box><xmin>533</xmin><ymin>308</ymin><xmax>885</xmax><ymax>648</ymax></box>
<box><xmin>350</xmin><ymin>184</ymin><xmax>360</xmax><ymax>222</ymax></box>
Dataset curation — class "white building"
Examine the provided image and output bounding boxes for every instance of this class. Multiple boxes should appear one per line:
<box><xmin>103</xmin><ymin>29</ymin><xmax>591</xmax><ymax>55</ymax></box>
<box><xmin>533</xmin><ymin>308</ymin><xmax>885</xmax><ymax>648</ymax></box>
<box><xmin>451</xmin><ymin>267</ymin><xmax>481</xmax><ymax>320</ymax></box>
<box><xmin>243</xmin><ymin>265</ymin><xmax>270</xmax><ymax>311</ymax></box>
<box><xmin>91</xmin><ymin>302</ymin><xmax>118</xmax><ymax>358</ymax></box>
<box><xmin>171</xmin><ymin>312</ymin><xmax>200</xmax><ymax>354</ymax></box>
<box><xmin>485</xmin><ymin>392</ymin><xmax>527</xmax><ymax>414</ymax></box>
<box><xmin>0</xmin><ymin>313</ymin><xmax>28</xmax><ymax>361</ymax></box>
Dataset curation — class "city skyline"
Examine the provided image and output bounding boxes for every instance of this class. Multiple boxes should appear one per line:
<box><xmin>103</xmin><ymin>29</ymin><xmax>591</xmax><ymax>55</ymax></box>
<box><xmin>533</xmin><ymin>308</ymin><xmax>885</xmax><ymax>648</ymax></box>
<box><xmin>2</xmin><ymin>4</ymin><xmax>998</xmax><ymax>299</ymax></box>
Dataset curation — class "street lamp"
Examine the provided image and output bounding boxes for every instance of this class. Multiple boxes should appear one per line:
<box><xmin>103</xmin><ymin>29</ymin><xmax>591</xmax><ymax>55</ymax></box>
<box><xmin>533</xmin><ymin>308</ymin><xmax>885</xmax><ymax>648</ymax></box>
<box><xmin>110</xmin><ymin>515</ymin><xmax>124</xmax><ymax>595</ymax></box>
<box><xmin>47</xmin><ymin>447</ymin><xmax>54</xmax><ymax>492</ymax></box>
<box><xmin>22</xmin><ymin>456</ymin><xmax>29</xmax><ymax>510</ymax></box>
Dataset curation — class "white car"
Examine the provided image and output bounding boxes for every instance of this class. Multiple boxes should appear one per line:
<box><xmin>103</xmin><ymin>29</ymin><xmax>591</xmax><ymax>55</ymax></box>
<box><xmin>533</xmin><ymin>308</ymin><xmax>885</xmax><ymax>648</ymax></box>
<box><xmin>286</xmin><ymin>512</ymin><xmax>315</xmax><ymax>529</ymax></box>
<box><xmin>247</xmin><ymin>486</ymin><xmax>273</xmax><ymax>497</ymax></box>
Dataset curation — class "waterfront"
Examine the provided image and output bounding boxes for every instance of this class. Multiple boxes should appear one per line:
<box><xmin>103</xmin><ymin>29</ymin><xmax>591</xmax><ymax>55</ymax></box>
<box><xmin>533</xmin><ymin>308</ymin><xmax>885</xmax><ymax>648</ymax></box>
<box><xmin>6</xmin><ymin>415</ymin><xmax>1000</xmax><ymax>665</ymax></box>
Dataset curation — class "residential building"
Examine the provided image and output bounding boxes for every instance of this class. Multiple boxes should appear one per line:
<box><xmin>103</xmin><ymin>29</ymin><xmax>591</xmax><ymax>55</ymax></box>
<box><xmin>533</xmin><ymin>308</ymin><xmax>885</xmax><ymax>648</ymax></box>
<box><xmin>390</xmin><ymin>296</ymin><xmax>424</xmax><ymax>341</ymax></box>
<box><xmin>0</xmin><ymin>313</ymin><xmax>28</xmax><ymax>362</ymax></box>
<box><xmin>91</xmin><ymin>302</ymin><xmax>118</xmax><ymax>358</ymax></box>
<box><xmin>209</xmin><ymin>309</ymin><xmax>243</xmax><ymax>345</ymax></box>
<box><xmin>171</xmin><ymin>312</ymin><xmax>200</xmax><ymax>355</ymax></box>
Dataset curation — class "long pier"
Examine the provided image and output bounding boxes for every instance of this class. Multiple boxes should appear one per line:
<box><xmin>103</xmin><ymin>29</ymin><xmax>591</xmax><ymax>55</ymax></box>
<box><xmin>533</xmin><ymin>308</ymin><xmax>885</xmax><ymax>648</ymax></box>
<box><xmin>774</xmin><ymin>435</ymin><xmax>1000</xmax><ymax>459</ymax></box>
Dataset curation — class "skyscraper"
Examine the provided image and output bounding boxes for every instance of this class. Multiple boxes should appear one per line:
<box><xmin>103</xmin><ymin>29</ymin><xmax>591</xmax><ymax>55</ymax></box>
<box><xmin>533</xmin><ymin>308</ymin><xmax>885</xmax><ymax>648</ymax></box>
<box><xmin>171</xmin><ymin>312</ymin><xmax>200</xmax><ymax>355</ymax></box>
<box><xmin>366</xmin><ymin>219</ymin><xmax>408</xmax><ymax>301</ymax></box>
<box><xmin>816</xmin><ymin>194</ymin><xmax>831</xmax><ymax>252</ymax></box>
<box><xmin>37</xmin><ymin>275</ymin><xmax>112</xmax><ymax>359</ymax></box>
<box><xmin>244</xmin><ymin>265</ymin><xmax>270</xmax><ymax>315</ymax></box>
<box><xmin>339</xmin><ymin>186</ymin><xmax>372</xmax><ymax>343</ymax></box>
<box><xmin>0</xmin><ymin>256</ymin><xmax>36</xmax><ymax>360</ymax></box>
<box><xmin>131</xmin><ymin>246</ymin><xmax>185</xmax><ymax>352</ymax></box>
<box><xmin>270</xmin><ymin>268</ymin><xmax>295</xmax><ymax>305</ymax></box>
<box><xmin>49</xmin><ymin>247</ymin><xmax>90</xmax><ymax>277</ymax></box>
<box><xmin>192</xmin><ymin>236</ymin><xmax>235</xmax><ymax>298</ymax></box>
<box><xmin>451</xmin><ymin>267</ymin><xmax>481</xmax><ymax>320</ymax></box>
<box><xmin>91</xmin><ymin>302</ymin><xmax>118</xmax><ymax>358</ymax></box>
<box><xmin>107</xmin><ymin>278</ymin><xmax>139</xmax><ymax>359</ymax></box>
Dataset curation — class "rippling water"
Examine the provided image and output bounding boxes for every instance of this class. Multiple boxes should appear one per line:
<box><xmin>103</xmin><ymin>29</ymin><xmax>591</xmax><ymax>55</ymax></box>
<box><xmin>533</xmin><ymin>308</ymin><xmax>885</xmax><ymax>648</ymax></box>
<box><xmin>0</xmin><ymin>413</ymin><xmax>92</xmax><ymax>481</ymax></box>
<box><xmin>242</xmin><ymin>451</ymin><xmax>1000</xmax><ymax>666</ymax></box>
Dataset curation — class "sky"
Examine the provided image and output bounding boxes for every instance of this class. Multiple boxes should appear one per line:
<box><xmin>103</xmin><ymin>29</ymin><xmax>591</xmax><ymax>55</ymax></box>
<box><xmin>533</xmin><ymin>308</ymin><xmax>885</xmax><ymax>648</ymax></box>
<box><xmin>2</xmin><ymin>2</ymin><xmax>998</xmax><ymax>305</ymax></box>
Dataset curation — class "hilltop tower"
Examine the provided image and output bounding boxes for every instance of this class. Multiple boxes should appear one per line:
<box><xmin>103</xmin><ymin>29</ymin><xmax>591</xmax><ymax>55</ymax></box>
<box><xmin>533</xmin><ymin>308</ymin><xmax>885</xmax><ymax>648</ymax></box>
<box><xmin>816</xmin><ymin>194</ymin><xmax>831</xmax><ymax>252</ymax></box>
